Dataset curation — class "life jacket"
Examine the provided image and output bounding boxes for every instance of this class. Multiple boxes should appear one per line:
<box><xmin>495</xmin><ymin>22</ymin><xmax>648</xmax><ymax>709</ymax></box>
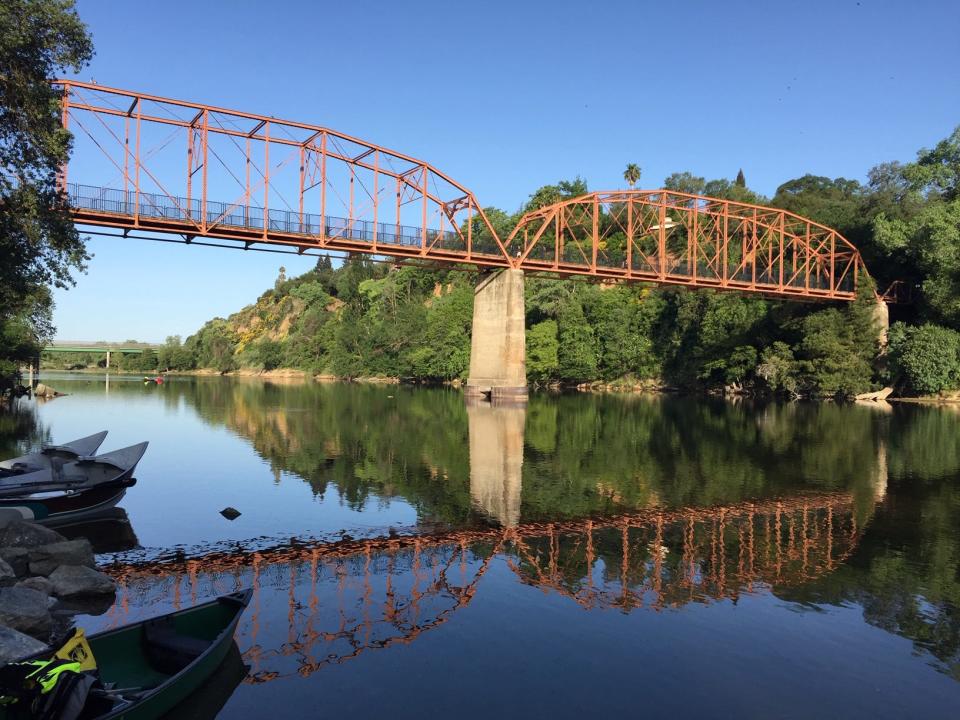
<box><xmin>0</xmin><ymin>628</ymin><xmax>101</xmax><ymax>720</ymax></box>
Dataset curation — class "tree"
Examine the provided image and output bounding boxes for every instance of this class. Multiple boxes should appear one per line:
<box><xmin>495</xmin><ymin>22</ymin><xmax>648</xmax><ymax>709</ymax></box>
<box><xmin>525</xmin><ymin>178</ymin><xmax>588</xmax><ymax>212</ymax></box>
<box><xmin>663</xmin><ymin>171</ymin><xmax>705</xmax><ymax>196</ymax></box>
<box><xmin>623</xmin><ymin>163</ymin><xmax>641</xmax><ymax>189</ymax></box>
<box><xmin>873</xmin><ymin>127</ymin><xmax>960</xmax><ymax>328</ymax></box>
<box><xmin>888</xmin><ymin>323</ymin><xmax>960</xmax><ymax>395</ymax></box>
<box><xmin>735</xmin><ymin>169</ymin><xmax>746</xmax><ymax>187</ymax></box>
<box><xmin>0</xmin><ymin>0</ymin><xmax>93</xmax><ymax>366</ymax></box>
<box><xmin>557</xmin><ymin>298</ymin><xmax>597</xmax><ymax>382</ymax></box>
<box><xmin>527</xmin><ymin>320</ymin><xmax>559</xmax><ymax>381</ymax></box>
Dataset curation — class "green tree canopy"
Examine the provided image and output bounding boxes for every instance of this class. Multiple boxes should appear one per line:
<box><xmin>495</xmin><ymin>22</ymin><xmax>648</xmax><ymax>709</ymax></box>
<box><xmin>0</xmin><ymin>0</ymin><xmax>93</xmax><ymax>370</ymax></box>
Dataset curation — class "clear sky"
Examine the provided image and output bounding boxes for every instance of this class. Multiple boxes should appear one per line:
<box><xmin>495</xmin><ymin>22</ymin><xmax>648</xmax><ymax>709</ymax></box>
<box><xmin>53</xmin><ymin>0</ymin><xmax>960</xmax><ymax>342</ymax></box>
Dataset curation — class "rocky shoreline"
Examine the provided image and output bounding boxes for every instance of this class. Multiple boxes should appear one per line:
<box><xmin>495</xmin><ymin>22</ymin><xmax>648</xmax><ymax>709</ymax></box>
<box><xmin>0</xmin><ymin>512</ymin><xmax>116</xmax><ymax>663</ymax></box>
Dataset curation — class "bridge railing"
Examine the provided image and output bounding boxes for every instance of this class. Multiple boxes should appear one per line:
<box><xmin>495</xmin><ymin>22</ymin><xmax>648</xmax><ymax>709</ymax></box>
<box><xmin>68</xmin><ymin>182</ymin><xmax>462</xmax><ymax>250</ymax></box>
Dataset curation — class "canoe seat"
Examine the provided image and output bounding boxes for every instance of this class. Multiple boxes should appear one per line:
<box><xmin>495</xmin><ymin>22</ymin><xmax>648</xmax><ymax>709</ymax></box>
<box><xmin>141</xmin><ymin>618</ymin><xmax>209</xmax><ymax>675</ymax></box>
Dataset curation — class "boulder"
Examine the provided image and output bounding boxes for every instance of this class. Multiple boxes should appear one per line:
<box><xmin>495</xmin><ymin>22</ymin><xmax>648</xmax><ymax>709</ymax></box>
<box><xmin>0</xmin><ymin>521</ymin><xmax>65</xmax><ymax>549</ymax></box>
<box><xmin>0</xmin><ymin>587</ymin><xmax>53</xmax><ymax>637</ymax></box>
<box><xmin>0</xmin><ymin>548</ymin><xmax>29</xmax><ymax>577</ymax></box>
<box><xmin>33</xmin><ymin>383</ymin><xmax>59</xmax><ymax>398</ymax></box>
<box><xmin>48</xmin><ymin>565</ymin><xmax>115</xmax><ymax>599</ymax></box>
<box><xmin>16</xmin><ymin>576</ymin><xmax>54</xmax><ymax>596</ymax></box>
<box><xmin>0</xmin><ymin>624</ymin><xmax>49</xmax><ymax>663</ymax></box>
<box><xmin>0</xmin><ymin>558</ymin><xmax>15</xmax><ymax>587</ymax></box>
<box><xmin>0</xmin><ymin>510</ymin><xmax>24</xmax><ymax>531</ymax></box>
<box><xmin>28</xmin><ymin>539</ymin><xmax>95</xmax><ymax>576</ymax></box>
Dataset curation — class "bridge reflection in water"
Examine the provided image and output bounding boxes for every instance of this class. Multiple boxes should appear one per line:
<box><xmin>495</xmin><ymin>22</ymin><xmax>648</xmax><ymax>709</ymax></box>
<box><xmin>103</xmin><ymin>492</ymin><xmax>863</xmax><ymax>685</ymax></box>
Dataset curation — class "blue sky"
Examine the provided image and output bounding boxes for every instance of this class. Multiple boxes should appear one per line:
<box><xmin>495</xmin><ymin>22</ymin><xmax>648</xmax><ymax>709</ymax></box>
<box><xmin>54</xmin><ymin>0</ymin><xmax>960</xmax><ymax>342</ymax></box>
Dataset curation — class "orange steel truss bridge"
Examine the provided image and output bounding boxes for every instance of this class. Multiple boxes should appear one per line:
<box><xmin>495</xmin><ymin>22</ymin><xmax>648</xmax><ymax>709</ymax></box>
<box><xmin>57</xmin><ymin>80</ymin><xmax>871</xmax><ymax>302</ymax></box>
<box><xmin>103</xmin><ymin>492</ymin><xmax>863</xmax><ymax>683</ymax></box>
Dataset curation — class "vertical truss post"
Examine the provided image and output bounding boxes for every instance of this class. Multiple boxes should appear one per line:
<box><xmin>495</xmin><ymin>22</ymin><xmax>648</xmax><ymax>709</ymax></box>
<box><xmin>592</xmin><ymin>195</ymin><xmax>599</xmax><ymax>271</ymax></box>
<box><xmin>804</xmin><ymin>225</ymin><xmax>811</xmax><ymax>293</ymax></box>
<box><xmin>658</xmin><ymin>199</ymin><xmax>666</xmax><ymax>280</ymax></box>
<box><xmin>298</xmin><ymin>145</ymin><xmax>305</xmax><ymax>233</ymax></box>
<box><xmin>320</xmin><ymin>133</ymin><xmax>327</xmax><ymax>237</ymax></box>
<box><xmin>244</xmin><ymin>137</ymin><xmax>250</xmax><ymax>227</ymax></box>
<box><xmin>123</xmin><ymin>111</ymin><xmax>130</xmax><ymax>203</ymax></box>
<box><xmin>751</xmin><ymin>208</ymin><xmax>757</xmax><ymax>288</ymax></box>
<box><xmin>626</xmin><ymin>197</ymin><xmax>633</xmax><ymax>274</ymax></box>
<box><xmin>394</xmin><ymin>176</ymin><xmax>401</xmax><ymax>244</ymax></box>
<box><xmin>186</xmin><ymin>124</ymin><xmax>193</xmax><ymax>221</ymax></box>
<box><xmin>134</xmin><ymin>96</ymin><xmax>141</xmax><ymax>227</ymax></box>
<box><xmin>466</xmin><ymin>202</ymin><xmax>473</xmax><ymax>258</ymax></box>
<box><xmin>59</xmin><ymin>85</ymin><xmax>70</xmax><ymax>195</ymax></box>
<box><xmin>349</xmin><ymin>165</ymin><xmax>355</xmax><ymax>235</ymax></box>
<box><xmin>829</xmin><ymin>233</ymin><xmax>836</xmax><ymax>294</ymax></box>
<box><xmin>721</xmin><ymin>202</ymin><xmax>729</xmax><ymax>287</ymax></box>
<box><xmin>421</xmin><ymin>166</ymin><xmax>428</xmax><ymax>254</ymax></box>
<box><xmin>556</xmin><ymin>210</ymin><xmax>563</xmax><ymax>264</ymax></box>
<box><xmin>201</xmin><ymin>109</ymin><xmax>209</xmax><ymax>233</ymax></box>
<box><xmin>691</xmin><ymin>200</ymin><xmax>699</xmax><ymax>282</ymax></box>
<box><xmin>263</xmin><ymin>121</ymin><xmax>270</xmax><ymax>240</ymax></box>
<box><xmin>778</xmin><ymin>213</ymin><xmax>785</xmax><ymax>292</ymax></box>
<box><xmin>372</xmin><ymin>150</ymin><xmax>379</xmax><ymax>250</ymax></box>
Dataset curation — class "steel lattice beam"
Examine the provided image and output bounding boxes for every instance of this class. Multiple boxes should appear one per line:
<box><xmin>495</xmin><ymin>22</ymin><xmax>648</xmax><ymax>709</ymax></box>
<box><xmin>54</xmin><ymin>81</ymin><xmax>871</xmax><ymax>301</ymax></box>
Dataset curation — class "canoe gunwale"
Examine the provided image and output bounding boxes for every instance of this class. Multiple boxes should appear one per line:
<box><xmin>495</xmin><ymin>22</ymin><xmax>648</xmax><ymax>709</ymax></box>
<box><xmin>95</xmin><ymin>589</ymin><xmax>253</xmax><ymax>719</ymax></box>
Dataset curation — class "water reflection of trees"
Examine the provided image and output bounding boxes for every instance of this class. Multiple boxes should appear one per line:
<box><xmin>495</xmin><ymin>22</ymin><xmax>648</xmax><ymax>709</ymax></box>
<box><xmin>171</xmin><ymin>380</ymin><xmax>920</xmax><ymax>524</ymax></box>
<box><xmin>0</xmin><ymin>398</ymin><xmax>49</xmax><ymax>459</ymax></box>
<box><xmin>105</xmin><ymin>493</ymin><xmax>865</xmax><ymax>684</ymax></box>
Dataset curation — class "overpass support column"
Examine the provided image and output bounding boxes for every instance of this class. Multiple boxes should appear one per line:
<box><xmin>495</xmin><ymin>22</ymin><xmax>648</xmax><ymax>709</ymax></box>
<box><xmin>466</xmin><ymin>269</ymin><xmax>527</xmax><ymax>402</ymax></box>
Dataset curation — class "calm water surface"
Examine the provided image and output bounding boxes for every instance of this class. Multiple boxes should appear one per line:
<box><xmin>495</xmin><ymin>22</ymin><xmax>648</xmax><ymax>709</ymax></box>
<box><xmin>2</xmin><ymin>373</ymin><xmax>960</xmax><ymax>718</ymax></box>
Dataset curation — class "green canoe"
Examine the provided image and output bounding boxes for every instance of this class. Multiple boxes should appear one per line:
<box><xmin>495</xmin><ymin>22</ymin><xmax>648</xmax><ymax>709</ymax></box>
<box><xmin>1</xmin><ymin>590</ymin><xmax>251</xmax><ymax>720</ymax></box>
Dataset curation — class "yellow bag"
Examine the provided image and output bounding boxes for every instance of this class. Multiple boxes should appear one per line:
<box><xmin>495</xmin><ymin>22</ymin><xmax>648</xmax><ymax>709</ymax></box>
<box><xmin>53</xmin><ymin>628</ymin><xmax>97</xmax><ymax>672</ymax></box>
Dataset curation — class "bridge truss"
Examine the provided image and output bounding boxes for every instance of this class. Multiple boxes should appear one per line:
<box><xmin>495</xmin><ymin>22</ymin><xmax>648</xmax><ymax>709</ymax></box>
<box><xmin>56</xmin><ymin>80</ymin><xmax>869</xmax><ymax>301</ymax></box>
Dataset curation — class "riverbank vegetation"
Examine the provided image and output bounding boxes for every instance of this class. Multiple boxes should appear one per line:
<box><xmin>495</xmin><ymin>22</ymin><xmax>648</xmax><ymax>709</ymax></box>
<box><xmin>130</xmin><ymin>127</ymin><xmax>960</xmax><ymax>399</ymax></box>
<box><xmin>4</xmin><ymin>3</ymin><xmax>960</xmax><ymax>400</ymax></box>
<box><xmin>0</xmin><ymin>0</ymin><xmax>92</xmax><ymax>379</ymax></box>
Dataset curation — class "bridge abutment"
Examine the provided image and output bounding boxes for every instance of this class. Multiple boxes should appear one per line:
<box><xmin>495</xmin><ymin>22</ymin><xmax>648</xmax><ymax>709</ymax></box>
<box><xmin>465</xmin><ymin>269</ymin><xmax>527</xmax><ymax>402</ymax></box>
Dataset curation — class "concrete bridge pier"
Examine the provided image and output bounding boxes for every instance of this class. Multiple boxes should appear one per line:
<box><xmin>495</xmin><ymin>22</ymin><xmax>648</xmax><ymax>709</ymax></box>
<box><xmin>466</xmin><ymin>397</ymin><xmax>525</xmax><ymax>527</ymax></box>
<box><xmin>873</xmin><ymin>298</ymin><xmax>890</xmax><ymax>348</ymax></box>
<box><xmin>465</xmin><ymin>269</ymin><xmax>527</xmax><ymax>402</ymax></box>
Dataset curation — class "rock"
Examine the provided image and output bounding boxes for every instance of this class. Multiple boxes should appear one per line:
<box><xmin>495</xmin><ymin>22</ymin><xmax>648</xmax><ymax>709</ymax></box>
<box><xmin>51</xmin><ymin>593</ymin><xmax>114</xmax><ymax>617</ymax></box>
<box><xmin>28</xmin><ymin>539</ymin><xmax>95</xmax><ymax>576</ymax></box>
<box><xmin>0</xmin><ymin>548</ymin><xmax>29</xmax><ymax>577</ymax></box>
<box><xmin>0</xmin><ymin>624</ymin><xmax>49</xmax><ymax>663</ymax></box>
<box><xmin>16</xmin><ymin>576</ymin><xmax>53</xmax><ymax>596</ymax></box>
<box><xmin>0</xmin><ymin>587</ymin><xmax>53</xmax><ymax>637</ymax></box>
<box><xmin>33</xmin><ymin>383</ymin><xmax>61</xmax><ymax>398</ymax></box>
<box><xmin>855</xmin><ymin>387</ymin><xmax>894</xmax><ymax>402</ymax></box>
<box><xmin>0</xmin><ymin>520</ymin><xmax>65</xmax><ymax>549</ymax></box>
<box><xmin>220</xmin><ymin>507</ymin><xmax>241</xmax><ymax>520</ymax></box>
<box><xmin>48</xmin><ymin>565</ymin><xmax>115</xmax><ymax>598</ymax></box>
<box><xmin>0</xmin><ymin>558</ymin><xmax>15</xmax><ymax>587</ymax></box>
<box><xmin>0</xmin><ymin>509</ymin><xmax>24</xmax><ymax>531</ymax></box>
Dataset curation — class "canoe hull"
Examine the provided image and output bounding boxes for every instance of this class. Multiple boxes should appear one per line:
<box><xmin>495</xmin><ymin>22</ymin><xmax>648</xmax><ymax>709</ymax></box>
<box><xmin>0</xmin><ymin>591</ymin><xmax>252</xmax><ymax>720</ymax></box>
<box><xmin>98</xmin><ymin>591</ymin><xmax>252</xmax><ymax>720</ymax></box>
<box><xmin>0</xmin><ymin>481</ymin><xmax>133</xmax><ymax>523</ymax></box>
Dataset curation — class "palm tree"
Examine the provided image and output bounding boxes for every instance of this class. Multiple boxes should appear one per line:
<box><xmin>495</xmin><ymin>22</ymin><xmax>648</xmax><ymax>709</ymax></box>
<box><xmin>623</xmin><ymin>163</ymin><xmax>641</xmax><ymax>189</ymax></box>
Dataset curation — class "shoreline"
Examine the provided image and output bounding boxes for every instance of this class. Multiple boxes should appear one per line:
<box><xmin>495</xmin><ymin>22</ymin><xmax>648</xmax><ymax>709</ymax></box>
<box><xmin>34</xmin><ymin>367</ymin><xmax>960</xmax><ymax>404</ymax></box>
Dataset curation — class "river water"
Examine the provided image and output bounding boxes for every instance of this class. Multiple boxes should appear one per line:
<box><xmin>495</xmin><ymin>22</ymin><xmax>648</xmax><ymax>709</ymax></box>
<box><xmin>2</xmin><ymin>373</ymin><xmax>959</xmax><ymax>718</ymax></box>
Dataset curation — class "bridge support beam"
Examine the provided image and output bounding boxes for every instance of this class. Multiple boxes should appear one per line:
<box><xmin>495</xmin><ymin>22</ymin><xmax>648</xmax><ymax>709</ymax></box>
<box><xmin>873</xmin><ymin>298</ymin><xmax>890</xmax><ymax>348</ymax></box>
<box><xmin>466</xmin><ymin>269</ymin><xmax>527</xmax><ymax>402</ymax></box>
